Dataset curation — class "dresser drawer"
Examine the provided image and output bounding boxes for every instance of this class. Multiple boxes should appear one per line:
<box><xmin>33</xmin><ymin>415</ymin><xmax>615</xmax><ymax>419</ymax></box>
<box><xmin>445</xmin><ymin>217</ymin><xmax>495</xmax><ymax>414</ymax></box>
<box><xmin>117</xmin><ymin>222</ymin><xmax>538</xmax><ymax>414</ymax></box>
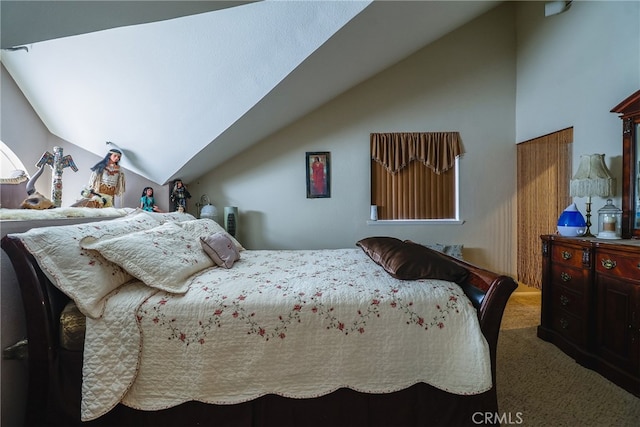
<box><xmin>595</xmin><ymin>249</ymin><xmax>640</xmax><ymax>279</ymax></box>
<box><xmin>551</xmin><ymin>310</ymin><xmax>586</xmax><ymax>346</ymax></box>
<box><xmin>551</xmin><ymin>244</ymin><xmax>588</xmax><ymax>268</ymax></box>
<box><xmin>540</xmin><ymin>235</ymin><xmax>640</xmax><ymax>397</ymax></box>
<box><xmin>552</xmin><ymin>287</ymin><xmax>586</xmax><ymax>319</ymax></box>
<box><xmin>551</xmin><ymin>264</ymin><xmax>589</xmax><ymax>294</ymax></box>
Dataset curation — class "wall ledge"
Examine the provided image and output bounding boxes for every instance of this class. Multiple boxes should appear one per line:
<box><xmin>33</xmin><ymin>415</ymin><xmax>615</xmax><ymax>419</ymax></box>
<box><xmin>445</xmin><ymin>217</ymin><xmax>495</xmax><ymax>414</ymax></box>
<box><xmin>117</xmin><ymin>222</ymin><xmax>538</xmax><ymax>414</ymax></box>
<box><xmin>366</xmin><ymin>219</ymin><xmax>465</xmax><ymax>226</ymax></box>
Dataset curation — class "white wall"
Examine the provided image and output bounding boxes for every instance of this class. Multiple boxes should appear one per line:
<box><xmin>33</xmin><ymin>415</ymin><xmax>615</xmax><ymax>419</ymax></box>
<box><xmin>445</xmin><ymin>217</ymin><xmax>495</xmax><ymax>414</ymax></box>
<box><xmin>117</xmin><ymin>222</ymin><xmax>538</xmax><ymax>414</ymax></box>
<box><xmin>4</xmin><ymin>1</ymin><xmax>637</xmax><ymax>272</ymax></box>
<box><xmin>1</xmin><ymin>64</ymin><xmax>51</xmax><ymax>196</ymax></box>
<box><xmin>191</xmin><ymin>1</ymin><xmax>640</xmax><ymax>275</ymax></box>
<box><xmin>1</xmin><ymin>65</ymin><xmax>171</xmax><ymax>211</ymax></box>
<box><xmin>0</xmin><ymin>64</ymin><xmax>172</xmax><ymax>427</ymax></box>
<box><xmin>191</xmin><ymin>3</ymin><xmax>518</xmax><ymax>275</ymax></box>
<box><xmin>515</xmin><ymin>0</ymin><xmax>640</xmax><ymax>214</ymax></box>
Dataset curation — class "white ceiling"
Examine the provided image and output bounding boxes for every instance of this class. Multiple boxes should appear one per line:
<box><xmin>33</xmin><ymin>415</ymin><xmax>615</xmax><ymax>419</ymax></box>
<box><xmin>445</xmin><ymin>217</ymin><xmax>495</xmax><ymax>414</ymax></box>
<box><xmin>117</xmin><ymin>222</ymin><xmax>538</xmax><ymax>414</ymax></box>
<box><xmin>1</xmin><ymin>0</ymin><xmax>500</xmax><ymax>185</ymax></box>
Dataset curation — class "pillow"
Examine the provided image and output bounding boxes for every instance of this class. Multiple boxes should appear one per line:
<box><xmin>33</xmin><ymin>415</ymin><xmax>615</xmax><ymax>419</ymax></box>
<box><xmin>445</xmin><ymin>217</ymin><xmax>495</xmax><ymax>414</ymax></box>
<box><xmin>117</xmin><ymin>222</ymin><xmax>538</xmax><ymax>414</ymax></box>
<box><xmin>356</xmin><ymin>237</ymin><xmax>469</xmax><ymax>283</ymax></box>
<box><xmin>141</xmin><ymin>210</ymin><xmax>197</xmax><ymax>223</ymax></box>
<box><xmin>80</xmin><ymin>221</ymin><xmax>214</xmax><ymax>294</ymax></box>
<box><xmin>435</xmin><ymin>244</ymin><xmax>464</xmax><ymax>260</ymax></box>
<box><xmin>14</xmin><ymin>211</ymin><xmax>161</xmax><ymax>318</ymax></box>
<box><xmin>176</xmin><ymin>218</ymin><xmax>245</xmax><ymax>251</ymax></box>
<box><xmin>356</xmin><ymin>236</ymin><xmax>404</xmax><ymax>266</ymax></box>
<box><xmin>200</xmin><ymin>232</ymin><xmax>240</xmax><ymax>268</ymax></box>
<box><xmin>406</xmin><ymin>240</ymin><xmax>464</xmax><ymax>260</ymax></box>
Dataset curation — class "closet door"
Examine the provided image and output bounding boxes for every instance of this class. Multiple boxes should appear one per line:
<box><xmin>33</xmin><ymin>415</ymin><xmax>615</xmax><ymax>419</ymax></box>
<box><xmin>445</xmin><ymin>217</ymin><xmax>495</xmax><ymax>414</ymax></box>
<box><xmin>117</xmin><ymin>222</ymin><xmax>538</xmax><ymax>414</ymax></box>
<box><xmin>517</xmin><ymin>128</ymin><xmax>573</xmax><ymax>288</ymax></box>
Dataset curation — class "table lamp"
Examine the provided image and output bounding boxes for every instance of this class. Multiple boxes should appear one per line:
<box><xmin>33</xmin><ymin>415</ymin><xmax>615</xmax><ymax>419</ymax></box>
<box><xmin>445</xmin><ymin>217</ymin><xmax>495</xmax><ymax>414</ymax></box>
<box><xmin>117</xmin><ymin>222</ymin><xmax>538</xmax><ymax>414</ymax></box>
<box><xmin>569</xmin><ymin>154</ymin><xmax>615</xmax><ymax>237</ymax></box>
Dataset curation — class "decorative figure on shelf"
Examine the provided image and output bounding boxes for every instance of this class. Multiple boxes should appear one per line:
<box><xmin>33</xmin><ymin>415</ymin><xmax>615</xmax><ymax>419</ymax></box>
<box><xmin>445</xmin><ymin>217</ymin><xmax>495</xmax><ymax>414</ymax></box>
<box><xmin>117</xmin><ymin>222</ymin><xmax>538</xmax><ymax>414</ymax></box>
<box><xmin>140</xmin><ymin>187</ymin><xmax>161</xmax><ymax>212</ymax></box>
<box><xmin>20</xmin><ymin>164</ymin><xmax>54</xmax><ymax>209</ymax></box>
<box><xmin>170</xmin><ymin>179</ymin><xmax>191</xmax><ymax>212</ymax></box>
<box><xmin>72</xmin><ymin>148</ymin><xmax>125</xmax><ymax>208</ymax></box>
<box><xmin>36</xmin><ymin>146</ymin><xmax>78</xmax><ymax>207</ymax></box>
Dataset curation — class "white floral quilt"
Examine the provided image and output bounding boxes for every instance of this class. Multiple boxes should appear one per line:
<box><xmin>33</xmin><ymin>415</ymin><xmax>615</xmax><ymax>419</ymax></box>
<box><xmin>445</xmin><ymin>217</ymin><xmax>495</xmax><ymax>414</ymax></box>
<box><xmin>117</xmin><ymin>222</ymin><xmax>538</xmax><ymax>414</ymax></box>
<box><xmin>81</xmin><ymin>249</ymin><xmax>491</xmax><ymax>421</ymax></box>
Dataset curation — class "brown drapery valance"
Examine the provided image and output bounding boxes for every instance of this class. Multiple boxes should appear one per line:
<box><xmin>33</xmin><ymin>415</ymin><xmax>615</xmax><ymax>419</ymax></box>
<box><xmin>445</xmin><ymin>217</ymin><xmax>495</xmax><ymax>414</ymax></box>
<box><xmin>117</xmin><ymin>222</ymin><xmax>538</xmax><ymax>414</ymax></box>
<box><xmin>370</xmin><ymin>132</ymin><xmax>463</xmax><ymax>175</ymax></box>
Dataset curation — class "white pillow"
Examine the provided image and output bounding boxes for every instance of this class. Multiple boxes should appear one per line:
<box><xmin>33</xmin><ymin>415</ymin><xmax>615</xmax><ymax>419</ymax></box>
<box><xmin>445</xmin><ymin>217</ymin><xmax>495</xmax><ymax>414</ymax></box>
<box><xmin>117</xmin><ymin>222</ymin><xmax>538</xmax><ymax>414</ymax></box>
<box><xmin>176</xmin><ymin>218</ymin><xmax>244</xmax><ymax>251</ymax></box>
<box><xmin>14</xmin><ymin>211</ymin><xmax>161</xmax><ymax>318</ymax></box>
<box><xmin>80</xmin><ymin>221</ymin><xmax>215</xmax><ymax>294</ymax></box>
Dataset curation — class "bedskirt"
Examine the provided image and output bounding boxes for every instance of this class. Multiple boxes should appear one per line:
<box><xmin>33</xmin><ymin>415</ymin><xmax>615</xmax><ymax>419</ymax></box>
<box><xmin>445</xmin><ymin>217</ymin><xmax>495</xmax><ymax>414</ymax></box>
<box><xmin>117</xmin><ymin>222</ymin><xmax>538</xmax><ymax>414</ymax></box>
<box><xmin>55</xmin><ymin>349</ymin><xmax>496</xmax><ymax>427</ymax></box>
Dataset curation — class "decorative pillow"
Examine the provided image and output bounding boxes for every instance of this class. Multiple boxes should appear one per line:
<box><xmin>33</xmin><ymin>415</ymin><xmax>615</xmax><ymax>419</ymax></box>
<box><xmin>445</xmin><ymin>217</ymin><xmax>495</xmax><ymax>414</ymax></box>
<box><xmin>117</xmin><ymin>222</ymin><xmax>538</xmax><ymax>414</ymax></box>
<box><xmin>80</xmin><ymin>221</ymin><xmax>214</xmax><ymax>294</ymax></box>
<box><xmin>436</xmin><ymin>244</ymin><xmax>464</xmax><ymax>260</ymax></box>
<box><xmin>176</xmin><ymin>218</ymin><xmax>245</xmax><ymax>251</ymax></box>
<box><xmin>356</xmin><ymin>237</ymin><xmax>469</xmax><ymax>283</ymax></box>
<box><xmin>14</xmin><ymin>211</ymin><xmax>161</xmax><ymax>318</ymax></box>
<box><xmin>406</xmin><ymin>240</ymin><xmax>464</xmax><ymax>260</ymax></box>
<box><xmin>200</xmin><ymin>232</ymin><xmax>240</xmax><ymax>268</ymax></box>
<box><xmin>356</xmin><ymin>236</ymin><xmax>404</xmax><ymax>266</ymax></box>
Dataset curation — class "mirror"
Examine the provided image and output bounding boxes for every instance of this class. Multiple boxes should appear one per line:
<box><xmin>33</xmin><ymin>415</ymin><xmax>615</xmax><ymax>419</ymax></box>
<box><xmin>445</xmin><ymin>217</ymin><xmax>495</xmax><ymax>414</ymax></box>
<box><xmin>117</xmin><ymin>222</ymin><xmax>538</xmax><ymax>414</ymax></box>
<box><xmin>631</xmin><ymin>122</ymin><xmax>640</xmax><ymax>231</ymax></box>
<box><xmin>611</xmin><ymin>89</ymin><xmax>640</xmax><ymax>238</ymax></box>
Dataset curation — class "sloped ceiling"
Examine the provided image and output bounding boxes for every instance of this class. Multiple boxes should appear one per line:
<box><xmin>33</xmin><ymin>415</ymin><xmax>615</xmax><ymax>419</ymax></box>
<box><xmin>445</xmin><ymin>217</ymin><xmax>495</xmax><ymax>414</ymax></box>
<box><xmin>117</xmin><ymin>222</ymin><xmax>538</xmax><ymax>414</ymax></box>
<box><xmin>1</xmin><ymin>0</ymin><xmax>499</xmax><ymax>185</ymax></box>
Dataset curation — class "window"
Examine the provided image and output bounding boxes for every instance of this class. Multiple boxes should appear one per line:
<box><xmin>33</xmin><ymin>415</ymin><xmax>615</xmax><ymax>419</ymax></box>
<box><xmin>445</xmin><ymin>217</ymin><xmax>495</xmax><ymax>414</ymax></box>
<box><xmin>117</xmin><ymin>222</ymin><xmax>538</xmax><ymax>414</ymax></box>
<box><xmin>1</xmin><ymin>140</ymin><xmax>28</xmax><ymax>177</ymax></box>
<box><xmin>370</xmin><ymin>132</ymin><xmax>463</xmax><ymax>221</ymax></box>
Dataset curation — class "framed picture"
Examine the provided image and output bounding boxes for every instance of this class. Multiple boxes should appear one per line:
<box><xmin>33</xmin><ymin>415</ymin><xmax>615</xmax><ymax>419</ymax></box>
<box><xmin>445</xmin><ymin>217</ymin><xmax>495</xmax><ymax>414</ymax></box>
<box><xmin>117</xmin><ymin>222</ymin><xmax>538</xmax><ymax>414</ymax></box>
<box><xmin>306</xmin><ymin>152</ymin><xmax>330</xmax><ymax>198</ymax></box>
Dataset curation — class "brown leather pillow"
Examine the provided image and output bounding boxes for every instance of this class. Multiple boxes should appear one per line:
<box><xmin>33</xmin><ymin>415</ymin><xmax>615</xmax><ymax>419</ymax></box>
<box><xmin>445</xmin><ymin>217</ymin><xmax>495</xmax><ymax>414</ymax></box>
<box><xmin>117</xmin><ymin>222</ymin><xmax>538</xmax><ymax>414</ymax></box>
<box><xmin>356</xmin><ymin>237</ymin><xmax>469</xmax><ymax>283</ymax></box>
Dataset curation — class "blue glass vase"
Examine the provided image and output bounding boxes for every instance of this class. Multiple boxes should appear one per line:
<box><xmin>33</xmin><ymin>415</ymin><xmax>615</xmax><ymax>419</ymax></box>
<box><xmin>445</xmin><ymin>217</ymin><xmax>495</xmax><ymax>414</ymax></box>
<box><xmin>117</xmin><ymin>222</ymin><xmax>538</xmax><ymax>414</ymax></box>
<box><xmin>557</xmin><ymin>203</ymin><xmax>586</xmax><ymax>237</ymax></box>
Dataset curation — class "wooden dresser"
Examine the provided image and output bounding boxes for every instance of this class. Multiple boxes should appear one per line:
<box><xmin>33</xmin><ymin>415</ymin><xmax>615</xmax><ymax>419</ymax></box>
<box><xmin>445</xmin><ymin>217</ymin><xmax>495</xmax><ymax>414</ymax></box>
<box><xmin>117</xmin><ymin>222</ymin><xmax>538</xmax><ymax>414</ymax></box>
<box><xmin>538</xmin><ymin>235</ymin><xmax>640</xmax><ymax>397</ymax></box>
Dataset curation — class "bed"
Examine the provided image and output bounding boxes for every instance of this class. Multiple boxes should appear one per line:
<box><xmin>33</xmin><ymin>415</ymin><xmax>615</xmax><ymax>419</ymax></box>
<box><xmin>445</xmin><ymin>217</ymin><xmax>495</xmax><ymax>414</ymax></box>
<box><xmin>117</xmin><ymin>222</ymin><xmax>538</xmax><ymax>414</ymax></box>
<box><xmin>1</xmin><ymin>211</ymin><xmax>517</xmax><ymax>427</ymax></box>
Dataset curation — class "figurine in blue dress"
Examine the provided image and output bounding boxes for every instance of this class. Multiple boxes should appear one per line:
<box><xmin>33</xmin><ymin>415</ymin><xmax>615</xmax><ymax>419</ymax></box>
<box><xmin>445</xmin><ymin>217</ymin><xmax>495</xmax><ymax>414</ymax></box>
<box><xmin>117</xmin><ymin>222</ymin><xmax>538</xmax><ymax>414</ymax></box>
<box><xmin>140</xmin><ymin>187</ymin><xmax>160</xmax><ymax>212</ymax></box>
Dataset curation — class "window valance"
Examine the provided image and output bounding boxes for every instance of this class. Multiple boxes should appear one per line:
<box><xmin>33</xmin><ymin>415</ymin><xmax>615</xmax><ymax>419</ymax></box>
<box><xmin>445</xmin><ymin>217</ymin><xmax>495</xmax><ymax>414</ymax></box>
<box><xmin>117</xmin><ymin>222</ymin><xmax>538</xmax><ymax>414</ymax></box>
<box><xmin>370</xmin><ymin>132</ymin><xmax>463</xmax><ymax>175</ymax></box>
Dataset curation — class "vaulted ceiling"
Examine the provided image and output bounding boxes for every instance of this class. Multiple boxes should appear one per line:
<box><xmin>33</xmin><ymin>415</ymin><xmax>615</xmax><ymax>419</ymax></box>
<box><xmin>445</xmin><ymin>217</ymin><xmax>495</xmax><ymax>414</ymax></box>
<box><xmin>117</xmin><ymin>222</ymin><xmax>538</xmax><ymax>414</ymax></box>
<box><xmin>1</xmin><ymin>0</ymin><xmax>499</xmax><ymax>185</ymax></box>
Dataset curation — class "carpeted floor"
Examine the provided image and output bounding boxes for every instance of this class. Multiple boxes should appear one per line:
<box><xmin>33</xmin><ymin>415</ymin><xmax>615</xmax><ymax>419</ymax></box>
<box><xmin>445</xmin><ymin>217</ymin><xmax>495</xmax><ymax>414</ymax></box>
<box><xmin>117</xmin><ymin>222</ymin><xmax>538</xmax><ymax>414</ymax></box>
<box><xmin>497</xmin><ymin>291</ymin><xmax>640</xmax><ymax>426</ymax></box>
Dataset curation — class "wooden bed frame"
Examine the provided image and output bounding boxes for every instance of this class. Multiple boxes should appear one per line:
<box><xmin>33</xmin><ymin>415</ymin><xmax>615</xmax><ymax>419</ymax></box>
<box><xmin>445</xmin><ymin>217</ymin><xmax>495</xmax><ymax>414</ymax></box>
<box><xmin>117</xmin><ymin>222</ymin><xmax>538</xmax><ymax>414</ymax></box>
<box><xmin>1</xmin><ymin>234</ymin><xmax>517</xmax><ymax>427</ymax></box>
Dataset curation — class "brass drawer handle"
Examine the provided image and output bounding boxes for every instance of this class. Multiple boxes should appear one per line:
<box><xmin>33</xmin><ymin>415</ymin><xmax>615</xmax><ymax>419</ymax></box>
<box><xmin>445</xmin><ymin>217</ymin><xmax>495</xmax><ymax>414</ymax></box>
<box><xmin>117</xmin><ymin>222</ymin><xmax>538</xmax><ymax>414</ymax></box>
<box><xmin>560</xmin><ymin>272</ymin><xmax>572</xmax><ymax>282</ymax></box>
<box><xmin>560</xmin><ymin>295</ymin><xmax>569</xmax><ymax>306</ymax></box>
<box><xmin>601</xmin><ymin>259</ymin><xmax>617</xmax><ymax>270</ymax></box>
<box><xmin>561</xmin><ymin>251</ymin><xmax>572</xmax><ymax>260</ymax></box>
<box><xmin>560</xmin><ymin>318</ymin><xmax>569</xmax><ymax>329</ymax></box>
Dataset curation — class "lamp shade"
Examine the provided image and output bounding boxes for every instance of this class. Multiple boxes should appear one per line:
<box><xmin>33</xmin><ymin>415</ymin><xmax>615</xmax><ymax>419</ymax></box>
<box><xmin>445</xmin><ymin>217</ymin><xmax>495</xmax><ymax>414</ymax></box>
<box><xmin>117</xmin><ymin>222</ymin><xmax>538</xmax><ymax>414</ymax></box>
<box><xmin>570</xmin><ymin>154</ymin><xmax>615</xmax><ymax>198</ymax></box>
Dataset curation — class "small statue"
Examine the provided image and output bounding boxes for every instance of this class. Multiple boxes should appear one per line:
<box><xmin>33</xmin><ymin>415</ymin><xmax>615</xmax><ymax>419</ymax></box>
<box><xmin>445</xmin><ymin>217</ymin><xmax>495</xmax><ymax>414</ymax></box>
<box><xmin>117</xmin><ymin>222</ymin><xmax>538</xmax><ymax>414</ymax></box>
<box><xmin>20</xmin><ymin>165</ymin><xmax>54</xmax><ymax>210</ymax></box>
<box><xmin>36</xmin><ymin>146</ymin><xmax>78</xmax><ymax>207</ymax></box>
<box><xmin>72</xmin><ymin>148</ymin><xmax>125</xmax><ymax>208</ymax></box>
<box><xmin>140</xmin><ymin>187</ymin><xmax>161</xmax><ymax>212</ymax></box>
<box><xmin>170</xmin><ymin>179</ymin><xmax>191</xmax><ymax>212</ymax></box>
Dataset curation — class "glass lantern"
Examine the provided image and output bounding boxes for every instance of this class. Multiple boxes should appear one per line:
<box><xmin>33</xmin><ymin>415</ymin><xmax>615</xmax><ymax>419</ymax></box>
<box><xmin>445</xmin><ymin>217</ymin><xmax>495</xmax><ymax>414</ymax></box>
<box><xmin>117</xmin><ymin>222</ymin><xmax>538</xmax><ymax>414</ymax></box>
<box><xmin>597</xmin><ymin>199</ymin><xmax>622</xmax><ymax>239</ymax></box>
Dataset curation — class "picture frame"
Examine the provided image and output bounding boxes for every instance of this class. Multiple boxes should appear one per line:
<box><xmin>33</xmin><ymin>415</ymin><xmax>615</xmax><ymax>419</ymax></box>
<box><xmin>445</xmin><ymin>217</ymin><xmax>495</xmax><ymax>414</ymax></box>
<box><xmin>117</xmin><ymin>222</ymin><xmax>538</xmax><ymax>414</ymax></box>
<box><xmin>306</xmin><ymin>152</ymin><xmax>331</xmax><ymax>198</ymax></box>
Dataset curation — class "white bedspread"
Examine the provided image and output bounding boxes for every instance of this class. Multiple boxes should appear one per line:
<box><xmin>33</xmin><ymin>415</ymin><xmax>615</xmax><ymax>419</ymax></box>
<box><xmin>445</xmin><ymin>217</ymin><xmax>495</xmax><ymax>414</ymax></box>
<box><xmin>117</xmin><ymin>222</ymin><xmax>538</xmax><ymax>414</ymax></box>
<box><xmin>81</xmin><ymin>248</ymin><xmax>491</xmax><ymax>421</ymax></box>
<box><xmin>0</xmin><ymin>206</ymin><xmax>132</xmax><ymax>220</ymax></box>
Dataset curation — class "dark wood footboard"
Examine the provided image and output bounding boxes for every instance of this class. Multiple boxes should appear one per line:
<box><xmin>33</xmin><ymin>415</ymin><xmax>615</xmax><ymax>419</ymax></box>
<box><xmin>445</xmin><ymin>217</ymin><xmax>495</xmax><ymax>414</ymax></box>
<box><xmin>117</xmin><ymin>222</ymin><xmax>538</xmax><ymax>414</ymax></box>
<box><xmin>1</xmin><ymin>235</ymin><xmax>517</xmax><ymax>427</ymax></box>
<box><xmin>2</xmin><ymin>235</ymin><xmax>73</xmax><ymax>426</ymax></box>
<box><xmin>449</xmin><ymin>256</ymin><xmax>520</xmax><ymax>387</ymax></box>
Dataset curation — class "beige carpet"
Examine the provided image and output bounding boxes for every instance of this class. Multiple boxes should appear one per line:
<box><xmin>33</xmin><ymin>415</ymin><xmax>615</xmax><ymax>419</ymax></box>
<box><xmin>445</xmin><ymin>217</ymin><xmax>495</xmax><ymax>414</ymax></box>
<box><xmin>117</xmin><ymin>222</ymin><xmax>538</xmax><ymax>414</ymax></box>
<box><xmin>497</xmin><ymin>291</ymin><xmax>640</xmax><ymax>426</ymax></box>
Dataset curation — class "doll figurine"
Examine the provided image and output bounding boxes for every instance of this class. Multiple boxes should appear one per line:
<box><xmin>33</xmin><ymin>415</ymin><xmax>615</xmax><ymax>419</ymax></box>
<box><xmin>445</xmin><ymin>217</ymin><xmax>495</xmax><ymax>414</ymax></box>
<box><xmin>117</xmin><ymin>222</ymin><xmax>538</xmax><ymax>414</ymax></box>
<box><xmin>170</xmin><ymin>179</ymin><xmax>191</xmax><ymax>212</ymax></box>
<box><xmin>140</xmin><ymin>187</ymin><xmax>160</xmax><ymax>212</ymax></box>
<box><xmin>73</xmin><ymin>148</ymin><xmax>125</xmax><ymax>208</ymax></box>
